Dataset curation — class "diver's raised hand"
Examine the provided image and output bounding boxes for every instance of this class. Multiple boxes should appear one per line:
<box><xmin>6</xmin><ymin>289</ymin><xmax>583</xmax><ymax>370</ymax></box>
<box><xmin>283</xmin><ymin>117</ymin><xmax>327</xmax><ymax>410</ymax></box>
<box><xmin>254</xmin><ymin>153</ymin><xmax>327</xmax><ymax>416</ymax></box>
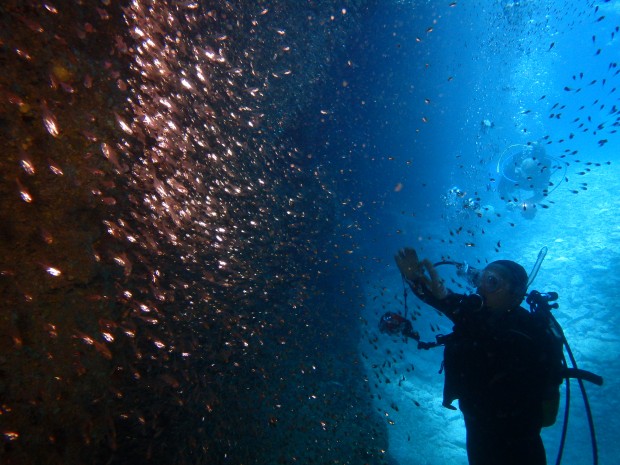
<box><xmin>394</xmin><ymin>247</ymin><xmax>423</xmax><ymax>282</ymax></box>
<box><xmin>394</xmin><ymin>247</ymin><xmax>424</xmax><ymax>283</ymax></box>
<box><xmin>395</xmin><ymin>248</ymin><xmax>446</xmax><ymax>300</ymax></box>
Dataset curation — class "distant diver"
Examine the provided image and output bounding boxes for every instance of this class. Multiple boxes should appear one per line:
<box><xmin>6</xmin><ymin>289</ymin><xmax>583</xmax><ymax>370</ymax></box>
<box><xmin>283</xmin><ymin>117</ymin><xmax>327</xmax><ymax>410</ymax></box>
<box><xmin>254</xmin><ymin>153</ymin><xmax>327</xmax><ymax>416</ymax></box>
<box><xmin>444</xmin><ymin>186</ymin><xmax>482</xmax><ymax>218</ymax></box>
<box><xmin>494</xmin><ymin>141</ymin><xmax>566</xmax><ymax>219</ymax></box>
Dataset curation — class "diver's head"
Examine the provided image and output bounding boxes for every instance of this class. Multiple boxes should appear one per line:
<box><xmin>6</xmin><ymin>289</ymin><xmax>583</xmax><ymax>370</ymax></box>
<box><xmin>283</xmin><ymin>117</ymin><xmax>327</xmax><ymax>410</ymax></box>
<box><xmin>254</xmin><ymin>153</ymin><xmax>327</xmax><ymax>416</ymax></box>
<box><xmin>477</xmin><ymin>260</ymin><xmax>528</xmax><ymax>311</ymax></box>
<box><xmin>516</xmin><ymin>157</ymin><xmax>537</xmax><ymax>177</ymax></box>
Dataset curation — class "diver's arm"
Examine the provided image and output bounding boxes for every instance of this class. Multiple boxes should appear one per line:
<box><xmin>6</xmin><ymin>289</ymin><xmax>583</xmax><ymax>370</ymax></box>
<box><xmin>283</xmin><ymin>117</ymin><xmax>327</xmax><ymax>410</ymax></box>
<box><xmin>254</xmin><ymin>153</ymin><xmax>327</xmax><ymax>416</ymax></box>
<box><xmin>405</xmin><ymin>282</ymin><xmax>463</xmax><ymax>322</ymax></box>
<box><xmin>395</xmin><ymin>248</ymin><xmax>466</xmax><ymax>321</ymax></box>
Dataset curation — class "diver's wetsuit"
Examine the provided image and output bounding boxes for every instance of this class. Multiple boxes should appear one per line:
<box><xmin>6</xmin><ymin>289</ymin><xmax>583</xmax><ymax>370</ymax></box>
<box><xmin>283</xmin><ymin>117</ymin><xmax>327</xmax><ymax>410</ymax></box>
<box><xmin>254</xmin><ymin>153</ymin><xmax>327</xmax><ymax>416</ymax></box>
<box><xmin>408</xmin><ymin>280</ymin><xmax>555</xmax><ymax>465</ymax></box>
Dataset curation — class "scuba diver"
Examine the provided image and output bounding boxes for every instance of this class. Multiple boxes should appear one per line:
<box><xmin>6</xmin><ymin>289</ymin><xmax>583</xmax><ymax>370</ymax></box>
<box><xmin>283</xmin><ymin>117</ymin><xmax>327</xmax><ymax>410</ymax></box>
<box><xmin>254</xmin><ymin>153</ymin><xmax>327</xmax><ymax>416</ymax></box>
<box><xmin>495</xmin><ymin>141</ymin><xmax>564</xmax><ymax>219</ymax></box>
<box><xmin>444</xmin><ymin>186</ymin><xmax>482</xmax><ymax>219</ymax></box>
<box><xmin>380</xmin><ymin>248</ymin><xmax>602</xmax><ymax>465</ymax></box>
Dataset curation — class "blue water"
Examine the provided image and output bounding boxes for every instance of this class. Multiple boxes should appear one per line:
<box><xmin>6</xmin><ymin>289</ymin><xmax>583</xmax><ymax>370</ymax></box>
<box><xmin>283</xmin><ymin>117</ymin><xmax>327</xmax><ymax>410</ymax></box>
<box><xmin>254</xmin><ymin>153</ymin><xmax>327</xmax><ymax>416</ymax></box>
<box><xmin>2</xmin><ymin>1</ymin><xmax>618</xmax><ymax>464</ymax></box>
<box><xmin>312</xmin><ymin>1</ymin><xmax>620</xmax><ymax>464</ymax></box>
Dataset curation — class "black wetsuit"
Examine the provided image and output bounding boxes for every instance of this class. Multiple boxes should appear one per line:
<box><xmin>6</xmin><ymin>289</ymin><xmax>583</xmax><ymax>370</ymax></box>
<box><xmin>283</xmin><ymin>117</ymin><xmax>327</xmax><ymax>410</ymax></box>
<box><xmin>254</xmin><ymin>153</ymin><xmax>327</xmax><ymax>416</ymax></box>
<box><xmin>409</xmin><ymin>284</ymin><xmax>557</xmax><ymax>465</ymax></box>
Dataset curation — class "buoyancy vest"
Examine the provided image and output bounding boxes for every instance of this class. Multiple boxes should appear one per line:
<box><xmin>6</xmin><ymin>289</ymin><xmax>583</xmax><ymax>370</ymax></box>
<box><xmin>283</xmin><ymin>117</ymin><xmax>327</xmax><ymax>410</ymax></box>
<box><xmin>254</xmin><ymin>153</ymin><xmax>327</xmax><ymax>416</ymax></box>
<box><xmin>441</xmin><ymin>303</ymin><xmax>564</xmax><ymax>428</ymax></box>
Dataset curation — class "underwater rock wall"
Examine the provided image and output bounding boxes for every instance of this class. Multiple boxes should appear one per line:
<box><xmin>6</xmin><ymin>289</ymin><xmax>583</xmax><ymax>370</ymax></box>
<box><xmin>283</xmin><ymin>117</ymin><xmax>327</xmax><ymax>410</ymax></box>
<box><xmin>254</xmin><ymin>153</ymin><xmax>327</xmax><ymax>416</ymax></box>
<box><xmin>0</xmin><ymin>1</ymin><xmax>388</xmax><ymax>464</ymax></box>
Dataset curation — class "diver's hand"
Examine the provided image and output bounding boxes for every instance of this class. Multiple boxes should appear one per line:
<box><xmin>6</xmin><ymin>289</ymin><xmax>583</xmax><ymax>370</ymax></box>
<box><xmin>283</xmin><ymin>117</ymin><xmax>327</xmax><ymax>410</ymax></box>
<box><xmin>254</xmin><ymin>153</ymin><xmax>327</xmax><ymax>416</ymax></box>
<box><xmin>394</xmin><ymin>247</ymin><xmax>423</xmax><ymax>282</ymax></box>
<box><xmin>395</xmin><ymin>248</ymin><xmax>446</xmax><ymax>300</ymax></box>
